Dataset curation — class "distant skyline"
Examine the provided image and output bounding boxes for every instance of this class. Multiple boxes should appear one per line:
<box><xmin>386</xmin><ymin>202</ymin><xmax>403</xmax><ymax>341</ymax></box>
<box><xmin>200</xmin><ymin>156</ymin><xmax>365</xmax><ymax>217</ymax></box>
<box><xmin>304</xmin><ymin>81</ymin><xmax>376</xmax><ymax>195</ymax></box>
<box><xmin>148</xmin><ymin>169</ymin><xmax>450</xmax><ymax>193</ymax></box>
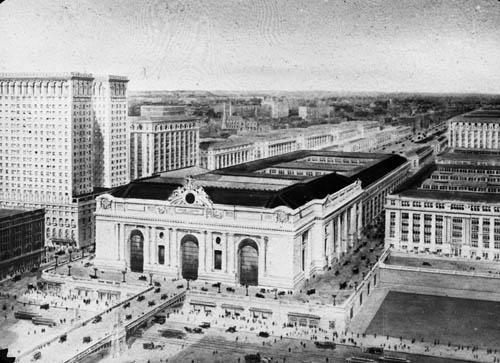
<box><xmin>1</xmin><ymin>0</ymin><xmax>499</xmax><ymax>93</ymax></box>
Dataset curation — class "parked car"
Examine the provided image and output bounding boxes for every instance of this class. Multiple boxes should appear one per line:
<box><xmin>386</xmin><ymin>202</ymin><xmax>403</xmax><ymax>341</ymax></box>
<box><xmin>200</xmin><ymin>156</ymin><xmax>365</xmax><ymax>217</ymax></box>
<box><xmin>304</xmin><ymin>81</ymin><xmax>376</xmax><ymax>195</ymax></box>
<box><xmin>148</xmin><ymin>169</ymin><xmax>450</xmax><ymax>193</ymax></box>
<box><xmin>226</xmin><ymin>326</ymin><xmax>237</xmax><ymax>333</ymax></box>
<box><xmin>92</xmin><ymin>315</ymin><xmax>102</xmax><ymax>324</ymax></box>
<box><xmin>258</xmin><ymin>331</ymin><xmax>270</xmax><ymax>338</ymax></box>
<box><xmin>199</xmin><ymin>322</ymin><xmax>211</xmax><ymax>328</ymax></box>
<box><xmin>83</xmin><ymin>336</ymin><xmax>92</xmax><ymax>343</ymax></box>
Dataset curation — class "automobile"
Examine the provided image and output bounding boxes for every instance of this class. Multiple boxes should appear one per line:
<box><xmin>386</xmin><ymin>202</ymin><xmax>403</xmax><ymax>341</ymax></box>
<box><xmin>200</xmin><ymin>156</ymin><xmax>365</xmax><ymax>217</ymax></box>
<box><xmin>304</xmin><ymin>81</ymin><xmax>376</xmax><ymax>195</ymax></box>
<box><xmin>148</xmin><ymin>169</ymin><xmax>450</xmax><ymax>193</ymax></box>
<box><xmin>137</xmin><ymin>295</ymin><xmax>145</xmax><ymax>302</ymax></box>
<box><xmin>193</xmin><ymin>327</ymin><xmax>204</xmax><ymax>334</ymax></box>
<box><xmin>314</xmin><ymin>341</ymin><xmax>336</xmax><ymax>349</ymax></box>
<box><xmin>345</xmin><ymin>358</ymin><xmax>376</xmax><ymax>363</ymax></box>
<box><xmin>364</xmin><ymin>347</ymin><xmax>384</xmax><ymax>355</ymax></box>
<box><xmin>148</xmin><ymin>300</ymin><xmax>156</xmax><ymax>307</ymax></box>
<box><xmin>84</xmin><ymin>262</ymin><xmax>92</xmax><ymax>267</ymax></box>
<box><xmin>55</xmin><ymin>250</ymin><xmax>65</xmax><ymax>256</ymax></box>
<box><xmin>226</xmin><ymin>326</ymin><xmax>237</xmax><ymax>333</ymax></box>
<box><xmin>92</xmin><ymin>316</ymin><xmax>102</xmax><ymax>324</ymax></box>
<box><xmin>184</xmin><ymin>327</ymin><xmax>193</xmax><ymax>333</ymax></box>
<box><xmin>244</xmin><ymin>353</ymin><xmax>262</xmax><ymax>363</ymax></box>
<box><xmin>40</xmin><ymin>303</ymin><xmax>50</xmax><ymax>310</ymax></box>
<box><xmin>138</xmin><ymin>275</ymin><xmax>147</xmax><ymax>281</ymax></box>
<box><xmin>378</xmin><ymin>356</ymin><xmax>411</xmax><ymax>363</ymax></box>
<box><xmin>199</xmin><ymin>322</ymin><xmax>211</xmax><ymax>328</ymax></box>
<box><xmin>161</xmin><ymin>294</ymin><xmax>168</xmax><ymax>300</ymax></box>
<box><xmin>125</xmin><ymin>314</ymin><xmax>132</xmax><ymax>320</ymax></box>
<box><xmin>33</xmin><ymin>352</ymin><xmax>42</xmax><ymax>360</ymax></box>
<box><xmin>83</xmin><ymin>336</ymin><xmax>92</xmax><ymax>343</ymax></box>
<box><xmin>154</xmin><ymin>281</ymin><xmax>161</xmax><ymax>287</ymax></box>
<box><xmin>123</xmin><ymin>302</ymin><xmax>131</xmax><ymax>309</ymax></box>
<box><xmin>153</xmin><ymin>315</ymin><xmax>166</xmax><ymax>324</ymax></box>
<box><xmin>422</xmin><ymin>261</ymin><xmax>432</xmax><ymax>266</ymax></box>
<box><xmin>154</xmin><ymin>287</ymin><xmax>161</xmax><ymax>293</ymax></box>
<box><xmin>12</xmin><ymin>275</ymin><xmax>21</xmax><ymax>282</ymax></box>
<box><xmin>59</xmin><ymin>334</ymin><xmax>67</xmax><ymax>343</ymax></box>
<box><xmin>258</xmin><ymin>331</ymin><xmax>270</xmax><ymax>338</ymax></box>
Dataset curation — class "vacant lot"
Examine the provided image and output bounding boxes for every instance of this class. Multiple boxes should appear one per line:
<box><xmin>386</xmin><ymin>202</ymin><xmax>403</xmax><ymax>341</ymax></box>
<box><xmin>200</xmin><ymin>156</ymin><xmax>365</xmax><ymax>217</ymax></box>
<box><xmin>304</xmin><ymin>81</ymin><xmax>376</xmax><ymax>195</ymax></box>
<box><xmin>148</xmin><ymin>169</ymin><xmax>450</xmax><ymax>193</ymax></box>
<box><xmin>366</xmin><ymin>291</ymin><xmax>500</xmax><ymax>349</ymax></box>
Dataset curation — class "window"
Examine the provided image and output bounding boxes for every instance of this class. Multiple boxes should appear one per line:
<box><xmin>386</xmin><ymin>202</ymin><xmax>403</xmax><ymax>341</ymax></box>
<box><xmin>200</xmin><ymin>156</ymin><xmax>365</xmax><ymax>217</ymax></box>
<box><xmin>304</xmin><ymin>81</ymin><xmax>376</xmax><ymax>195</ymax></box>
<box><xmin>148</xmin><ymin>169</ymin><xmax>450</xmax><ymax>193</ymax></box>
<box><xmin>301</xmin><ymin>230</ymin><xmax>308</xmax><ymax>271</ymax></box>
<box><xmin>452</xmin><ymin>218</ymin><xmax>463</xmax><ymax>239</ymax></box>
<box><xmin>214</xmin><ymin>250</ymin><xmax>222</xmax><ymax>270</ymax></box>
<box><xmin>158</xmin><ymin>246</ymin><xmax>165</xmax><ymax>265</ymax></box>
<box><xmin>389</xmin><ymin>212</ymin><xmax>396</xmax><ymax>238</ymax></box>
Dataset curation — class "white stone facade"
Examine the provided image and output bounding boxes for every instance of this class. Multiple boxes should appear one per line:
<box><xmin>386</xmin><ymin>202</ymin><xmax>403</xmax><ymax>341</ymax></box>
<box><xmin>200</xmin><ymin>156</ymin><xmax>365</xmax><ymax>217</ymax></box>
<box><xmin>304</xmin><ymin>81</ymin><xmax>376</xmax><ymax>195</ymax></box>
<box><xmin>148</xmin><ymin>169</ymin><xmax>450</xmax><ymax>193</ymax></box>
<box><xmin>94</xmin><ymin>178</ymin><xmax>364</xmax><ymax>289</ymax></box>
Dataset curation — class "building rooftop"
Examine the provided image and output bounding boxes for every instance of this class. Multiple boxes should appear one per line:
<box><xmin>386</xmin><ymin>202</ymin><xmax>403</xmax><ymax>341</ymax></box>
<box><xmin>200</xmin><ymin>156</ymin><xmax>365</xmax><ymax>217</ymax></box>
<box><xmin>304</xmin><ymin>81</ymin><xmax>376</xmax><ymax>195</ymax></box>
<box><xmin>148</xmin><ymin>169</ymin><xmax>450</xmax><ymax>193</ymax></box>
<box><xmin>111</xmin><ymin>150</ymin><xmax>407</xmax><ymax>209</ymax></box>
<box><xmin>0</xmin><ymin>208</ymin><xmax>31</xmax><ymax>219</ymax></box>
<box><xmin>129</xmin><ymin>115</ymin><xmax>199</xmax><ymax>124</ymax></box>
<box><xmin>450</xmin><ymin>109</ymin><xmax>500</xmax><ymax>124</ymax></box>
<box><xmin>391</xmin><ymin>161</ymin><xmax>500</xmax><ymax>203</ymax></box>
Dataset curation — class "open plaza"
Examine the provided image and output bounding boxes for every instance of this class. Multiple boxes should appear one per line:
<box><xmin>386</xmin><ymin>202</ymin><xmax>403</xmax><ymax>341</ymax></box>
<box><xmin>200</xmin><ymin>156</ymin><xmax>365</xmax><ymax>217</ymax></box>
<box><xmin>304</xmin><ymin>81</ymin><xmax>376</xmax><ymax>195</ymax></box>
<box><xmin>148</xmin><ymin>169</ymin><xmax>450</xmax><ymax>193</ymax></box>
<box><xmin>3</xmin><ymin>245</ymin><xmax>500</xmax><ymax>363</ymax></box>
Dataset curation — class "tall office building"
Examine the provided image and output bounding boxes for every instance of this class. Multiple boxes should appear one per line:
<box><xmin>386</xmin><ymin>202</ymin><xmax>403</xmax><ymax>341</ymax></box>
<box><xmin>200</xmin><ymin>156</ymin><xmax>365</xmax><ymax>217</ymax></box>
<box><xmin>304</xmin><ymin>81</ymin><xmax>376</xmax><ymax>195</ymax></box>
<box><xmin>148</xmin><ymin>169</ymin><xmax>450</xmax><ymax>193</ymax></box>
<box><xmin>129</xmin><ymin>106</ymin><xmax>199</xmax><ymax>180</ymax></box>
<box><xmin>93</xmin><ymin>75</ymin><xmax>129</xmax><ymax>188</ymax></box>
<box><xmin>0</xmin><ymin>72</ymin><xmax>129</xmax><ymax>248</ymax></box>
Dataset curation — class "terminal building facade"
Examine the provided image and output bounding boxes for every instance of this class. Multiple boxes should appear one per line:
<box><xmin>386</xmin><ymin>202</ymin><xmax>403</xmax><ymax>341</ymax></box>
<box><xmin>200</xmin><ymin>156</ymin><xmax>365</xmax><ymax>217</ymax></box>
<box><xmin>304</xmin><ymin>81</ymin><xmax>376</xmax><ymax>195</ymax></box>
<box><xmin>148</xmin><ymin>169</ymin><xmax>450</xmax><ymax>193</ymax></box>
<box><xmin>95</xmin><ymin>151</ymin><xmax>409</xmax><ymax>289</ymax></box>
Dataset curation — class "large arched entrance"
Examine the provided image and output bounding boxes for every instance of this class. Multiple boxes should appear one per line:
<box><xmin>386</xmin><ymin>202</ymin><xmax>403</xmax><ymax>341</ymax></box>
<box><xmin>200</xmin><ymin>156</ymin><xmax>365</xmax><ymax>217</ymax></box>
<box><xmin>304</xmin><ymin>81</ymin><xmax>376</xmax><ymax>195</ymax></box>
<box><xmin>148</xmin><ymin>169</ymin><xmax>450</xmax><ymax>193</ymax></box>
<box><xmin>181</xmin><ymin>234</ymin><xmax>199</xmax><ymax>280</ymax></box>
<box><xmin>238</xmin><ymin>239</ymin><xmax>259</xmax><ymax>286</ymax></box>
<box><xmin>129</xmin><ymin>229</ymin><xmax>144</xmax><ymax>273</ymax></box>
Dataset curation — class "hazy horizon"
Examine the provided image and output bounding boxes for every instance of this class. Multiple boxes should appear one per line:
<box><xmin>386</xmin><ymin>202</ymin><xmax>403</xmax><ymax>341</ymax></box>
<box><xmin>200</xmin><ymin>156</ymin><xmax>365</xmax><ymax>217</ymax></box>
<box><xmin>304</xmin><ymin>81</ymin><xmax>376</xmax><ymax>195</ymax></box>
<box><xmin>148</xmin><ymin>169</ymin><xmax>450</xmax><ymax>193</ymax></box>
<box><xmin>1</xmin><ymin>0</ymin><xmax>499</xmax><ymax>94</ymax></box>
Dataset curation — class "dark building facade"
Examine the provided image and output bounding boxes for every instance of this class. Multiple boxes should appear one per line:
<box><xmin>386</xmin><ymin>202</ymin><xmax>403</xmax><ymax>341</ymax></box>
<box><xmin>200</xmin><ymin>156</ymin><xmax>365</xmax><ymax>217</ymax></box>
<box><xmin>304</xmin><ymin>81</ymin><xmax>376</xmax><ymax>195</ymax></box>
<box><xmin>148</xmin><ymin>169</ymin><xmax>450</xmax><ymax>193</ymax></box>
<box><xmin>0</xmin><ymin>208</ymin><xmax>45</xmax><ymax>279</ymax></box>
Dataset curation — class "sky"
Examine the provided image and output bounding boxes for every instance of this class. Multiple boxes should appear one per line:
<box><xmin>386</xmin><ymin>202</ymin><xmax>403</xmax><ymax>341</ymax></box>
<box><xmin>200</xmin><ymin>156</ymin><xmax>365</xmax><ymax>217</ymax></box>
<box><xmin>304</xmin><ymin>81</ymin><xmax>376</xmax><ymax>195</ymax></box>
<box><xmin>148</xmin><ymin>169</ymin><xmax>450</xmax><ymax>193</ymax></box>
<box><xmin>0</xmin><ymin>0</ymin><xmax>499</xmax><ymax>93</ymax></box>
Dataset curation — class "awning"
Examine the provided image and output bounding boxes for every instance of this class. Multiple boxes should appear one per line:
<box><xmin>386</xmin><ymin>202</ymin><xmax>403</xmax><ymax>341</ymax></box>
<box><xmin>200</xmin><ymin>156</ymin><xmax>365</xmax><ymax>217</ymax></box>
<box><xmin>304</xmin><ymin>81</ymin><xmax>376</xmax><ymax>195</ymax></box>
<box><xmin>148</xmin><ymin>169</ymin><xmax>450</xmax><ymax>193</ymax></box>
<box><xmin>221</xmin><ymin>304</ymin><xmax>244</xmax><ymax>310</ymax></box>
<box><xmin>189</xmin><ymin>300</ymin><xmax>216</xmax><ymax>307</ymax></box>
<box><xmin>287</xmin><ymin>312</ymin><xmax>321</xmax><ymax>320</ymax></box>
<box><xmin>249</xmin><ymin>307</ymin><xmax>273</xmax><ymax>314</ymax></box>
<box><xmin>74</xmin><ymin>286</ymin><xmax>93</xmax><ymax>291</ymax></box>
<box><xmin>97</xmin><ymin>289</ymin><xmax>120</xmax><ymax>294</ymax></box>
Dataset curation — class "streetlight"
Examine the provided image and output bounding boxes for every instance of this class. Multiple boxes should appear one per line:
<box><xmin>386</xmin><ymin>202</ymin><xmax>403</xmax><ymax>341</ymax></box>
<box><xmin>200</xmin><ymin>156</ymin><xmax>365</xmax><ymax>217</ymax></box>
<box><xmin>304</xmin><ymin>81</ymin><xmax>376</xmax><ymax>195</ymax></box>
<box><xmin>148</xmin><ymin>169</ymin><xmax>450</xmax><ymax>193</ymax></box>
<box><xmin>93</xmin><ymin>267</ymin><xmax>98</xmax><ymax>279</ymax></box>
<box><xmin>81</xmin><ymin>246</ymin><xmax>85</xmax><ymax>259</ymax></box>
<box><xmin>218</xmin><ymin>283</ymin><xmax>221</xmax><ymax>294</ymax></box>
<box><xmin>186</xmin><ymin>279</ymin><xmax>190</xmax><ymax>290</ymax></box>
<box><xmin>245</xmin><ymin>284</ymin><xmax>249</xmax><ymax>297</ymax></box>
<box><xmin>68</xmin><ymin>251</ymin><xmax>72</xmax><ymax>262</ymax></box>
<box><xmin>332</xmin><ymin>294</ymin><xmax>337</xmax><ymax>306</ymax></box>
<box><xmin>274</xmin><ymin>289</ymin><xmax>278</xmax><ymax>300</ymax></box>
<box><xmin>149</xmin><ymin>273</ymin><xmax>153</xmax><ymax>286</ymax></box>
<box><xmin>121</xmin><ymin>270</ymin><xmax>126</xmax><ymax>283</ymax></box>
<box><xmin>67</xmin><ymin>265</ymin><xmax>72</xmax><ymax>277</ymax></box>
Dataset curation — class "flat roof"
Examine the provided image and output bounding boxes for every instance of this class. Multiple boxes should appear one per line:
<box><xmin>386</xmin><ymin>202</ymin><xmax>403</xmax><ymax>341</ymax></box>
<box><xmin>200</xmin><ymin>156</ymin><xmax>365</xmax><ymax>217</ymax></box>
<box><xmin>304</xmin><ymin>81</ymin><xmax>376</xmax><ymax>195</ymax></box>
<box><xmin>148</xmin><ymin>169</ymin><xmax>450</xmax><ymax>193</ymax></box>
<box><xmin>0</xmin><ymin>208</ymin><xmax>30</xmax><ymax>219</ymax></box>
<box><xmin>112</xmin><ymin>150</ymin><xmax>407</xmax><ymax>209</ymax></box>
<box><xmin>450</xmin><ymin>109</ymin><xmax>500</xmax><ymax>124</ymax></box>
<box><xmin>392</xmin><ymin>161</ymin><xmax>500</xmax><ymax>203</ymax></box>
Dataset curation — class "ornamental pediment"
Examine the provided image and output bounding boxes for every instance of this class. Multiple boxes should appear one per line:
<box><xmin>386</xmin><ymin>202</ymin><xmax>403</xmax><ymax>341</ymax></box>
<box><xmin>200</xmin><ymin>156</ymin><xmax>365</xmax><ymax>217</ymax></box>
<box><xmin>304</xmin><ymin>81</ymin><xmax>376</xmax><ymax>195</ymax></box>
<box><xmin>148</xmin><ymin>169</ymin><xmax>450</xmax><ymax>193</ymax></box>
<box><xmin>167</xmin><ymin>176</ymin><xmax>213</xmax><ymax>208</ymax></box>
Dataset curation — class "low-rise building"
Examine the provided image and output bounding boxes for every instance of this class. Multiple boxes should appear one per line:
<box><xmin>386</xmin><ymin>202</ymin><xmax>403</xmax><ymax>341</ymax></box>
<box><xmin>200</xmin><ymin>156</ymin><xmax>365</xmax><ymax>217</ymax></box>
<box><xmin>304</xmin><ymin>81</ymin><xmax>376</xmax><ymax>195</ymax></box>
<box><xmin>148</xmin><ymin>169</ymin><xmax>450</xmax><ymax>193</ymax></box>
<box><xmin>385</xmin><ymin>152</ymin><xmax>500</xmax><ymax>260</ymax></box>
<box><xmin>0</xmin><ymin>208</ymin><xmax>45</xmax><ymax>279</ymax></box>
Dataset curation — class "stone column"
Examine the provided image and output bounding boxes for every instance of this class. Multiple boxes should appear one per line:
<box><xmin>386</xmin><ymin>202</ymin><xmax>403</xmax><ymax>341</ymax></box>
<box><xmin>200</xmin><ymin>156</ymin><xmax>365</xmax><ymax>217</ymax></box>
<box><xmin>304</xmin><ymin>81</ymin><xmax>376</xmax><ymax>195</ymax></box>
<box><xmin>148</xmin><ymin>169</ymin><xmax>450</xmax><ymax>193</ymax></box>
<box><xmin>263</xmin><ymin>236</ymin><xmax>268</xmax><ymax>275</ymax></box>
<box><xmin>173</xmin><ymin>229</ymin><xmax>179</xmax><ymax>272</ymax></box>
<box><xmin>224</xmin><ymin>232</ymin><xmax>229</xmax><ymax>272</ymax></box>
<box><xmin>200</xmin><ymin>231</ymin><xmax>207</xmax><ymax>272</ymax></box>
<box><xmin>343</xmin><ymin>211</ymin><xmax>348</xmax><ymax>252</ymax></box>
<box><xmin>166</xmin><ymin>227</ymin><xmax>171</xmax><ymax>267</ymax></box>
<box><xmin>336</xmin><ymin>216</ymin><xmax>342</xmax><ymax>257</ymax></box>
<box><xmin>144</xmin><ymin>227</ymin><xmax>151</xmax><ymax>266</ymax></box>
<box><xmin>117</xmin><ymin>223</ymin><xmax>122</xmax><ymax>261</ymax></box>
<box><xmin>357</xmin><ymin>202</ymin><xmax>363</xmax><ymax>239</ymax></box>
